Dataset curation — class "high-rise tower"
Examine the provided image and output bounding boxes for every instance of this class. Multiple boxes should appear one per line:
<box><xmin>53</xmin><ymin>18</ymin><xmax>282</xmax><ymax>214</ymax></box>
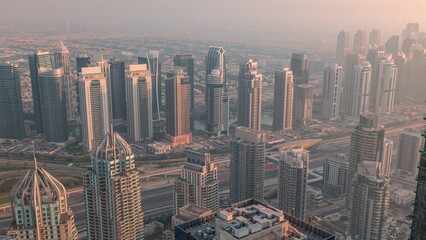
<box><xmin>291</xmin><ymin>53</ymin><xmax>310</xmax><ymax>85</ymax></box>
<box><xmin>350</xmin><ymin>161</ymin><xmax>389</xmax><ymax>240</ymax></box>
<box><xmin>174</xmin><ymin>54</ymin><xmax>195</xmax><ymax>128</ymax></box>
<box><xmin>54</xmin><ymin>42</ymin><xmax>74</xmax><ymax>121</ymax></box>
<box><xmin>206</xmin><ymin>46</ymin><xmax>226</xmax><ymax>90</ymax></box>
<box><xmin>351</xmin><ymin>61</ymin><xmax>372</xmax><ymax>117</ymax></box>
<box><xmin>353</xmin><ymin>29</ymin><xmax>367</xmax><ymax>54</ymax></box>
<box><xmin>385</xmin><ymin>35</ymin><xmax>399</xmax><ymax>57</ymax></box>
<box><xmin>165</xmin><ymin>69</ymin><xmax>192</xmax><ymax>147</ymax></box>
<box><xmin>173</xmin><ymin>149</ymin><xmax>219</xmax><ymax>214</ymax></box>
<box><xmin>396</xmin><ymin>131</ymin><xmax>422</xmax><ymax>175</ymax></box>
<box><xmin>109</xmin><ymin>60</ymin><xmax>127</xmax><ymax>123</ymax></box>
<box><xmin>238</xmin><ymin>59</ymin><xmax>262</xmax><ymax>131</ymax></box>
<box><xmin>0</xmin><ymin>63</ymin><xmax>25</xmax><ymax>139</ymax></box>
<box><xmin>277</xmin><ymin>147</ymin><xmax>309</xmax><ymax>220</ymax></box>
<box><xmin>230</xmin><ymin>127</ymin><xmax>266</xmax><ymax>203</ymax></box>
<box><xmin>346</xmin><ymin>113</ymin><xmax>385</xmax><ymax>232</ymax></box>
<box><xmin>273</xmin><ymin>68</ymin><xmax>294</xmax><ymax>130</ymax></box>
<box><xmin>28</xmin><ymin>51</ymin><xmax>53</xmax><ymax>133</ymax></box>
<box><xmin>341</xmin><ymin>54</ymin><xmax>365</xmax><ymax>115</ymax></box>
<box><xmin>410</xmin><ymin>116</ymin><xmax>426</xmax><ymax>240</ymax></box>
<box><xmin>369</xmin><ymin>29</ymin><xmax>381</xmax><ymax>48</ymax></box>
<box><xmin>322</xmin><ymin>154</ymin><xmax>348</xmax><ymax>197</ymax></box>
<box><xmin>38</xmin><ymin>68</ymin><xmax>68</xmax><ymax>143</ymax></box>
<box><xmin>336</xmin><ymin>30</ymin><xmax>350</xmax><ymax>66</ymax></box>
<box><xmin>138</xmin><ymin>50</ymin><xmax>162</xmax><ymax>120</ymax></box>
<box><xmin>293</xmin><ymin>84</ymin><xmax>313</xmax><ymax>128</ymax></box>
<box><xmin>126</xmin><ymin>64</ymin><xmax>153</xmax><ymax>141</ymax></box>
<box><xmin>378</xmin><ymin>59</ymin><xmax>397</xmax><ymax>114</ymax></box>
<box><xmin>76</xmin><ymin>56</ymin><xmax>91</xmax><ymax>74</ymax></box>
<box><xmin>206</xmin><ymin>69</ymin><xmax>229</xmax><ymax>136</ymax></box>
<box><xmin>79</xmin><ymin>67</ymin><xmax>111</xmax><ymax>151</ymax></box>
<box><xmin>84</xmin><ymin>132</ymin><xmax>144</xmax><ymax>240</ymax></box>
<box><xmin>7</xmin><ymin>156</ymin><xmax>77</xmax><ymax>239</ymax></box>
<box><xmin>321</xmin><ymin>64</ymin><xmax>343</xmax><ymax>121</ymax></box>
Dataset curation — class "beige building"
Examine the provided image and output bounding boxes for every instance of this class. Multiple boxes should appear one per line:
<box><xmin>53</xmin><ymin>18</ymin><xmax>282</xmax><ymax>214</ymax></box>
<box><xmin>83</xmin><ymin>132</ymin><xmax>144</xmax><ymax>239</ymax></box>
<box><xmin>172</xmin><ymin>204</ymin><xmax>213</xmax><ymax>230</ymax></box>
<box><xmin>273</xmin><ymin>68</ymin><xmax>294</xmax><ymax>130</ymax></box>
<box><xmin>293</xmin><ymin>84</ymin><xmax>313</xmax><ymax>128</ymax></box>
<box><xmin>79</xmin><ymin>66</ymin><xmax>111</xmax><ymax>151</ymax></box>
<box><xmin>396</xmin><ymin>131</ymin><xmax>422</xmax><ymax>175</ymax></box>
<box><xmin>7</xmin><ymin>158</ymin><xmax>77</xmax><ymax>240</ymax></box>
<box><xmin>173</xmin><ymin>149</ymin><xmax>219</xmax><ymax>214</ymax></box>
<box><xmin>127</xmin><ymin>64</ymin><xmax>153</xmax><ymax>141</ymax></box>
<box><xmin>238</xmin><ymin>59</ymin><xmax>262</xmax><ymax>131</ymax></box>
<box><xmin>165</xmin><ymin>69</ymin><xmax>192</xmax><ymax>147</ymax></box>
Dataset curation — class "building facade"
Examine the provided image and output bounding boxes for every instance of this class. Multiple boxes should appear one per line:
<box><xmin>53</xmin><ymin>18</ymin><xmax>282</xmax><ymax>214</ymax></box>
<box><xmin>83</xmin><ymin>132</ymin><xmax>144</xmax><ymax>240</ymax></box>
<box><xmin>127</xmin><ymin>64</ymin><xmax>153</xmax><ymax>141</ymax></box>
<box><xmin>238</xmin><ymin>59</ymin><xmax>262</xmax><ymax>131</ymax></box>
<box><xmin>206</xmin><ymin>69</ymin><xmax>229</xmax><ymax>136</ymax></box>
<box><xmin>353</xmin><ymin>29</ymin><xmax>367</xmax><ymax>54</ymax></box>
<box><xmin>173</xmin><ymin>149</ymin><xmax>219</xmax><ymax>214</ymax></box>
<box><xmin>165</xmin><ymin>69</ymin><xmax>192</xmax><ymax>147</ymax></box>
<box><xmin>336</xmin><ymin>30</ymin><xmax>350</xmax><ymax>66</ymax></box>
<box><xmin>396</xmin><ymin>131</ymin><xmax>422</xmax><ymax>175</ymax></box>
<box><xmin>293</xmin><ymin>84</ymin><xmax>313</xmax><ymax>128</ymax></box>
<box><xmin>272</xmin><ymin>68</ymin><xmax>294</xmax><ymax>130</ymax></box>
<box><xmin>7</xmin><ymin>159</ymin><xmax>77</xmax><ymax>239</ymax></box>
<box><xmin>290</xmin><ymin>53</ymin><xmax>310</xmax><ymax>85</ymax></box>
<box><xmin>38</xmin><ymin>68</ymin><xmax>68</xmax><ymax>143</ymax></box>
<box><xmin>174</xmin><ymin>54</ymin><xmax>195</xmax><ymax>128</ymax></box>
<box><xmin>79</xmin><ymin>67</ymin><xmax>111</xmax><ymax>151</ymax></box>
<box><xmin>109</xmin><ymin>60</ymin><xmax>127</xmax><ymax>123</ymax></box>
<box><xmin>230</xmin><ymin>127</ymin><xmax>266</xmax><ymax>203</ymax></box>
<box><xmin>0</xmin><ymin>63</ymin><xmax>25</xmax><ymax>139</ymax></box>
<box><xmin>278</xmin><ymin>147</ymin><xmax>309</xmax><ymax>220</ymax></box>
<box><xmin>341</xmin><ymin>54</ymin><xmax>365</xmax><ymax>115</ymax></box>
<box><xmin>322</xmin><ymin>154</ymin><xmax>348</xmax><ymax>197</ymax></box>
<box><xmin>351</xmin><ymin>61</ymin><xmax>372</xmax><ymax>117</ymax></box>
<box><xmin>321</xmin><ymin>65</ymin><xmax>343</xmax><ymax>121</ymax></box>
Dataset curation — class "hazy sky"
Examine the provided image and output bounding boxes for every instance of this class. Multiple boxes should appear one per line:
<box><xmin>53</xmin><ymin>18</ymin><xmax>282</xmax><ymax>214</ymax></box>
<box><xmin>1</xmin><ymin>0</ymin><xmax>425</xmax><ymax>37</ymax></box>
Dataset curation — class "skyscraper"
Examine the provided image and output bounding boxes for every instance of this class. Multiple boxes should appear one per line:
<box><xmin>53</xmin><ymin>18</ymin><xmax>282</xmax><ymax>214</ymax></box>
<box><xmin>238</xmin><ymin>59</ymin><xmax>262</xmax><ymax>131</ymax></box>
<box><xmin>7</xmin><ymin>157</ymin><xmax>77</xmax><ymax>239</ymax></box>
<box><xmin>0</xmin><ymin>63</ymin><xmax>25</xmax><ymax>139</ymax></box>
<box><xmin>38</xmin><ymin>68</ymin><xmax>68</xmax><ymax>143</ymax></box>
<box><xmin>341</xmin><ymin>54</ymin><xmax>365</xmax><ymax>115</ymax></box>
<box><xmin>165</xmin><ymin>69</ymin><xmax>192</xmax><ymax>147</ymax></box>
<box><xmin>109</xmin><ymin>60</ymin><xmax>127</xmax><ymax>122</ymax></box>
<box><xmin>76</xmin><ymin>56</ymin><xmax>91</xmax><ymax>74</ymax></box>
<box><xmin>407</xmin><ymin>49</ymin><xmax>426</xmax><ymax>103</ymax></box>
<box><xmin>366</xmin><ymin>49</ymin><xmax>387</xmax><ymax>113</ymax></box>
<box><xmin>173</xmin><ymin>149</ymin><xmax>219</xmax><ymax>214</ymax></box>
<box><xmin>84</xmin><ymin>132</ymin><xmax>144</xmax><ymax>240</ymax></box>
<box><xmin>369</xmin><ymin>29</ymin><xmax>381</xmax><ymax>48</ymax></box>
<box><xmin>393</xmin><ymin>54</ymin><xmax>408</xmax><ymax>104</ymax></box>
<box><xmin>350</xmin><ymin>161</ymin><xmax>389</xmax><ymax>240</ymax></box>
<box><xmin>138</xmin><ymin>50</ymin><xmax>162</xmax><ymax>120</ymax></box>
<box><xmin>378</xmin><ymin>59</ymin><xmax>397</xmax><ymax>113</ymax></box>
<box><xmin>278</xmin><ymin>147</ymin><xmax>309</xmax><ymax>220</ymax></box>
<box><xmin>28</xmin><ymin>51</ymin><xmax>53</xmax><ymax>133</ymax></box>
<box><xmin>402</xmin><ymin>38</ymin><xmax>416</xmax><ymax>57</ymax></box>
<box><xmin>410</xmin><ymin>117</ymin><xmax>426</xmax><ymax>240</ymax></box>
<box><xmin>380</xmin><ymin>138</ymin><xmax>393</xmax><ymax>178</ymax></box>
<box><xmin>205</xmin><ymin>46</ymin><xmax>226</xmax><ymax>90</ymax></box>
<box><xmin>174</xmin><ymin>54</ymin><xmax>195</xmax><ymax>128</ymax></box>
<box><xmin>321</xmin><ymin>64</ymin><xmax>343</xmax><ymax>121</ymax></box>
<box><xmin>351</xmin><ymin>62</ymin><xmax>371</xmax><ymax>117</ymax></box>
<box><xmin>206</xmin><ymin>69</ymin><xmax>229</xmax><ymax>136</ymax></box>
<box><xmin>396</xmin><ymin>131</ymin><xmax>422</xmax><ymax>175</ymax></box>
<box><xmin>353</xmin><ymin>29</ymin><xmax>367</xmax><ymax>54</ymax></box>
<box><xmin>403</xmin><ymin>22</ymin><xmax>420</xmax><ymax>39</ymax></box>
<box><xmin>336</xmin><ymin>30</ymin><xmax>350</xmax><ymax>66</ymax></box>
<box><xmin>54</xmin><ymin>42</ymin><xmax>74</xmax><ymax>121</ymax></box>
<box><xmin>79</xmin><ymin>67</ymin><xmax>111</xmax><ymax>151</ymax></box>
<box><xmin>293</xmin><ymin>84</ymin><xmax>313</xmax><ymax>128</ymax></box>
<box><xmin>273</xmin><ymin>68</ymin><xmax>294</xmax><ymax>130</ymax></box>
<box><xmin>126</xmin><ymin>64</ymin><xmax>153</xmax><ymax>141</ymax></box>
<box><xmin>230</xmin><ymin>127</ymin><xmax>266</xmax><ymax>203</ymax></box>
<box><xmin>290</xmin><ymin>53</ymin><xmax>310</xmax><ymax>85</ymax></box>
<box><xmin>385</xmin><ymin>35</ymin><xmax>399</xmax><ymax>57</ymax></box>
<box><xmin>322</xmin><ymin>154</ymin><xmax>348</xmax><ymax>197</ymax></box>
<box><xmin>346</xmin><ymin>113</ymin><xmax>385</xmax><ymax>228</ymax></box>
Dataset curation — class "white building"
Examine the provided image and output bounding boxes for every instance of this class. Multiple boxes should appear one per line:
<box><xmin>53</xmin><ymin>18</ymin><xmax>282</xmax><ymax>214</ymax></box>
<box><xmin>378</xmin><ymin>59</ymin><xmax>397</xmax><ymax>113</ymax></box>
<box><xmin>79</xmin><ymin>66</ymin><xmax>110</xmax><ymax>151</ymax></box>
<box><xmin>351</xmin><ymin>61</ymin><xmax>372</xmax><ymax>117</ymax></box>
<box><xmin>321</xmin><ymin>64</ymin><xmax>343</xmax><ymax>121</ymax></box>
<box><xmin>126</xmin><ymin>64</ymin><xmax>153</xmax><ymax>141</ymax></box>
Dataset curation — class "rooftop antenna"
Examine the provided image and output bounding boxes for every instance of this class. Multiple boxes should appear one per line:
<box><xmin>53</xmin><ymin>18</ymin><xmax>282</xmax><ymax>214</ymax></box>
<box><xmin>32</xmin><ymin>141</ymin><xmax>37</xmax><ymax>170</ymax></box>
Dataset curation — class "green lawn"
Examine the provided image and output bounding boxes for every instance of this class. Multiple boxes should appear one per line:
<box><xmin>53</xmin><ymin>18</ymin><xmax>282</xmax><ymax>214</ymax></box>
<box><xmin>0</xmin><ymin>197</ymin><xmax>10</xmax><ymax>204</ymax></box>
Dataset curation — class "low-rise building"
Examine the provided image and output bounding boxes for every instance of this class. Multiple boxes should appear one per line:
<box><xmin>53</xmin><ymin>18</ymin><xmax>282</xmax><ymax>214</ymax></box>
<box><xmin>175</xmin><ymin>199</ymin><xmax>335</xmax><ymax>240</ymax></box>
<box><xmin>391</xmin><ymin>189</ymin><xmax>415</xmax><ymax>205</ymax></box>
<box><xmin>147</xmin><ymin>141</ymin><xmax>171</xmax><ymax>154</ymax></box>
